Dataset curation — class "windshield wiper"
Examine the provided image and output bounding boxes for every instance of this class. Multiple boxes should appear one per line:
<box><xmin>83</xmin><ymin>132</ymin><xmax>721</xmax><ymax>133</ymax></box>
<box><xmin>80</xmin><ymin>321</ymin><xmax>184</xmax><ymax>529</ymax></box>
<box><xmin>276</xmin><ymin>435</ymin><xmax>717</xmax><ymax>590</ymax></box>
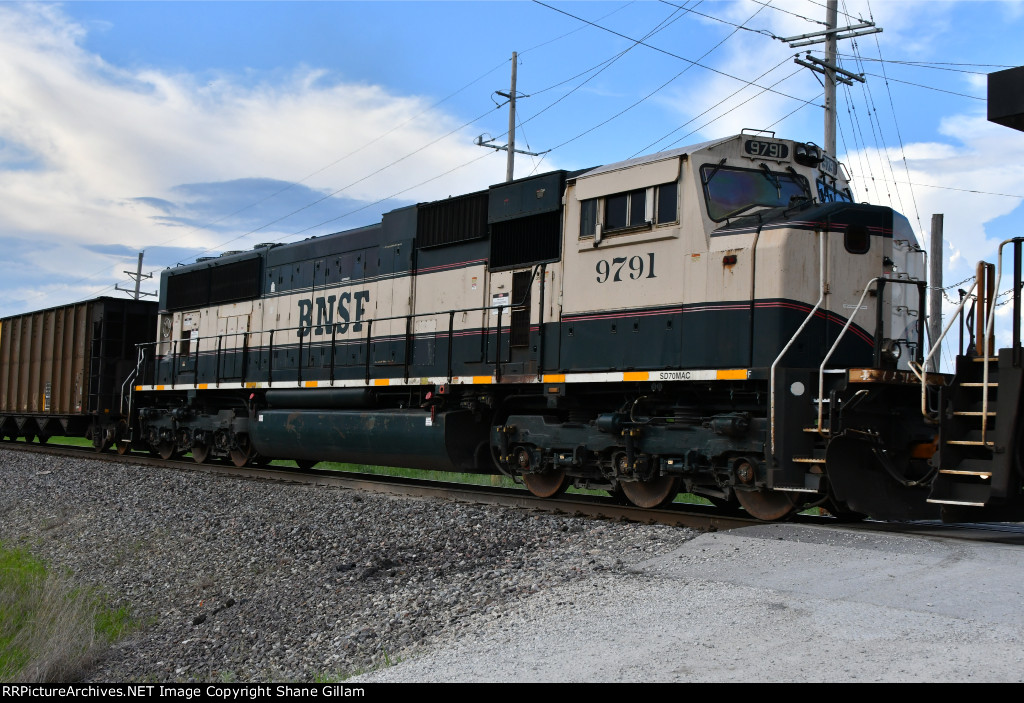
<box><xmin>702</xmin><ymin>158</ymin><xmax>727</xmax><ymax>186</ymax></box>
<box><xmin>759</xmin><ymin>163</ymin><xmax>781</xmax><ymax>198</ymax></box>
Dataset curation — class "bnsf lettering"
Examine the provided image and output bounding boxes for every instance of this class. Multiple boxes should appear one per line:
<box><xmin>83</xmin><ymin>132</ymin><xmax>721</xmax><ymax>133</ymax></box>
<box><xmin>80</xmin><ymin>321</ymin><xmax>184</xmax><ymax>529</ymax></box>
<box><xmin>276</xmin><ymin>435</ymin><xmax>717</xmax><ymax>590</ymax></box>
<box><xmin>297</xmin><ymin>291</ymin><xmax>370</xmax><ymax>337</ymax></box>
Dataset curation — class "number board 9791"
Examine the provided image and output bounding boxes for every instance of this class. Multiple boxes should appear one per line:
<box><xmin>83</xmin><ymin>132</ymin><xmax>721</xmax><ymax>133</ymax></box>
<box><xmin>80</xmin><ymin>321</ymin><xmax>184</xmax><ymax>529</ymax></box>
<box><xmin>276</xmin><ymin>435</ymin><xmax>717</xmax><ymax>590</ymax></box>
<box><xmin>744</xmin><ymin>139</ymin><xmax>789</xmax><ymax>160</ymax></box>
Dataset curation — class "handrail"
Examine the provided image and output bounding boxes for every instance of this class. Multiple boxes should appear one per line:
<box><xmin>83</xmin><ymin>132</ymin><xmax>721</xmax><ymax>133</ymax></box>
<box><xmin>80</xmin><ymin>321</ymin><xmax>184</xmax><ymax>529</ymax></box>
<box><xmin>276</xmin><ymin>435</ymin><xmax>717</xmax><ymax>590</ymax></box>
<box><xmin>910</xmin><ymin>277</ymin><xmax>977</xmax><ymax>419</ymax></box>
<box><xmin>816</xmin><ymin>277</ymin><xmax>879</xmax><ymax>434</ymax></box>
<box><xmin>146</xmin><ymin>282</ymin><xmax>539</xmax><ymax>387</ymax></box>
<box><xmin>120</xmin><ymin>345</ymin><xmax>148</xmax><ymax>417</ymax></box>
<box><xmin>980</xmin><ymin>238</ymin><xmax>1024</xmax><ymax>442</ymax></box>
<box><xmin>770</xmin><ymin>231</ymin><xmax>825</xmax><ymax>456</ymax></box>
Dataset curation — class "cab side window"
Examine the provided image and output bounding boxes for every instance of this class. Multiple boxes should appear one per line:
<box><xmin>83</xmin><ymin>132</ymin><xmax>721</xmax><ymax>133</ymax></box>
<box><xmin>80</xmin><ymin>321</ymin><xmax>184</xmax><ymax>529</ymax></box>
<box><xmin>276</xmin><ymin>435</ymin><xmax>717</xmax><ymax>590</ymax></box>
<box><xmin>579</xmin><ymin>181</ymin><xmax>678</xmax><ymax>239</ymax></box>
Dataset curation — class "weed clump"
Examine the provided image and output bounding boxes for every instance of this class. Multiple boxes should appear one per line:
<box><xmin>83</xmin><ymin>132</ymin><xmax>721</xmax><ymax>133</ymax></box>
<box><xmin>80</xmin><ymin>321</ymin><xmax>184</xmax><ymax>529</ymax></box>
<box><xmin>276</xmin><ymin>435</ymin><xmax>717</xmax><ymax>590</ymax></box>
<box><xmin>0</xmin><ymin>543</ymin><xmax>131</xmax><ymax>682</ymax></box>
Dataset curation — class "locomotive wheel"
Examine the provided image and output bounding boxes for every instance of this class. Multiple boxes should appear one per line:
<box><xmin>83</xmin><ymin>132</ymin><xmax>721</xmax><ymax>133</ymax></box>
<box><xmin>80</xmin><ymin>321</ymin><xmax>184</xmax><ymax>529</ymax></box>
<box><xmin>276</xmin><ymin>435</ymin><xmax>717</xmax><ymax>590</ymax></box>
<box><xmin>735</xmin><ymin>488</ymin><xmax>797</xmax><ymax>521</ymax></box>
<box><xmin>156</xmin><ymin>441</ymin><xmax>178</xmax><ymax>461</ymax></box>
<box><xmin>191</xmin><ymin>443</ymin><xmax>210</xmax><ymax>464</ymax></box>
<box><xmin>620</xmin><ymin>475</ymin><xmax>680</xmax><ymax>509</ymax></box>
<box><xmin>230</xmin><ymin>436</ymin><xmax>253</xmax><ymax>468</ymax></box>
<box><xmin>116</xmin><ymin>440</ymin><xmax>131</xmax><ymax>456</ymax></box>
<box><xmin>522</xmin><ymin>470</ymin><xmax>570</xmax><ymax>498</ymax></box>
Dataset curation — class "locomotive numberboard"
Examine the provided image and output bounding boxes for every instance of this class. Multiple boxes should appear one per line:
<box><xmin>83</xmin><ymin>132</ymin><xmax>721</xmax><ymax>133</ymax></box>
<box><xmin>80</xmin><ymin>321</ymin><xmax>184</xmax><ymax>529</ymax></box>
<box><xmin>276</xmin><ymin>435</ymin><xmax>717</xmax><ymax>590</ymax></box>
<box><xmin>744</xmin><ymin>139</ymin><xmax>789</xmax><ymax>160</ymax></box>
<box><xmin>820</xmin><ymin>153</ymin><xmax>839</xmax><ymax>176</ymax></box>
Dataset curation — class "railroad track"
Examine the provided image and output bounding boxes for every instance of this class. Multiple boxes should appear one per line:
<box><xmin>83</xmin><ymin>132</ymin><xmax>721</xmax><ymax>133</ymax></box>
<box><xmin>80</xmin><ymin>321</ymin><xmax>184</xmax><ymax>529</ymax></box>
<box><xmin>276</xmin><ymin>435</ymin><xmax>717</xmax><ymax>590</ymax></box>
<box><xmin>4</xmin><ymin>439</ymin><xmax>1022</xmax><ymax>543</ymax></box>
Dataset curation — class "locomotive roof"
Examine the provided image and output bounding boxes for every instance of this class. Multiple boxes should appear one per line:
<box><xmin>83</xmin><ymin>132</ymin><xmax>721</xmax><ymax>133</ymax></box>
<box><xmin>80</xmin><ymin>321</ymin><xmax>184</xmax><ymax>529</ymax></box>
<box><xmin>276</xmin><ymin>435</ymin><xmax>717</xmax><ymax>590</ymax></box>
<box><xmin>575</xmin><ymin>135</ymin><xmax>735</xmax><ymax>180</ymax></box>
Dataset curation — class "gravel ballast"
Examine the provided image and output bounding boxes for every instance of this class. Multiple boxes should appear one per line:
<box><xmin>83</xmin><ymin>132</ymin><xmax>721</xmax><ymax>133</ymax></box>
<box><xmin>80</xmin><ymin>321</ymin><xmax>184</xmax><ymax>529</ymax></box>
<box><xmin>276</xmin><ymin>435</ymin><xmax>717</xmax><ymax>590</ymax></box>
<box><xmin>7</xmin><ymin>447</ymin><xmax>1024</xmax><ymax>683</ymax></box>
<box><xmin>0</xmin><ymin>448</ymin><xmax>696</xmax><ymax>682</ymax></box>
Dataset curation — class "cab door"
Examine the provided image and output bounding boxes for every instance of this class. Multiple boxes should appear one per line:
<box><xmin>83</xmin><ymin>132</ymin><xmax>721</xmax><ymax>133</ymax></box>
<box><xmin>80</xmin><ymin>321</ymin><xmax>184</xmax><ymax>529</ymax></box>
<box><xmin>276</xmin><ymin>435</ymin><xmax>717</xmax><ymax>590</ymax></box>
<box><xmin>826</xmin><ymin>223</ymin><xmax>880</xmax><ymax>368</ymax></box>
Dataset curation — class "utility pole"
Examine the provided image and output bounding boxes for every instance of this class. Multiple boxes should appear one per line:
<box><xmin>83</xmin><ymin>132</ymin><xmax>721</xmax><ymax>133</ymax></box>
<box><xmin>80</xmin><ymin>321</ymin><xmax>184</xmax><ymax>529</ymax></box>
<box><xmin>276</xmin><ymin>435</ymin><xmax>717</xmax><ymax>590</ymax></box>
<box><xmin>505</xmin><ymin>52</ymin><xmax>518</xmax><ymax>183</ymax></box>
<box><xmin>475</xmin><ymin>52</ymin><xmax>548</xmax><ymax>182</ymax></box>
<box><xmin>928</xmin><ymin>214</ymin><xmax>944</xmax><ymax>372</ymax></box>
<box><xmin>781</xmin><ymin>0</ymin><xmax>880</xmax><ymax>157</ymax></box>
<box><xmin>115</xmin><ymin>251</ymin><xmax>156</xmax><ymax>300</ymax></box>
<box><xmin>824</xmin><ymin>0</ymin><xmax>838</xmax><ymax>158</ymax></box>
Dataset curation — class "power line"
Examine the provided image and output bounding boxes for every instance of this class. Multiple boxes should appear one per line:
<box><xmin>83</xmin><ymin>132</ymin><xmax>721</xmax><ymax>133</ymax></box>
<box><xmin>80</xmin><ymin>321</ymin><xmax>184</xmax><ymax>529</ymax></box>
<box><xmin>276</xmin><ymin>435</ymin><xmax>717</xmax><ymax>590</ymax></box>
<box><xmin>528</xmin><ymin>0</ymin><xmax>774</xmax><ymax>169</ymax></box>
<box><xmin>750</xmin><ymin>0</ymin><xmax>827</xmax><ymax>26</ymax></box>
<box><xmin>520</xmin><ymin>1</ymin><xmax>636</xmax><ymax>55</ymax></box>
<box><xmin>864</xmin><ymin>0</ymin><xmax>921</xmax><ymax>232</ymax></box>
<box><xmin>666</xmin><ymin>66</ymin><xmax>809</xmax><ymax>150</ymax></box>
<box><xmin>860</xmin><ymin>72</ymin><xmax>984</xmax><ymax>100</ymax></box>
<box><xmin>288</xmin><ymin>152</ymin><xmax>501</xmax><ymax>237</ymax></box>
<box><xmin>838</xmin><ymin>5</ymin><xmax>902</xmax><ymax>214</ymax></box>
<box><xmin>529</xmin><ymin>2</ymin><xmax>702</xmax><ymax>100</ymax></box>
<box><xmin>803</xmin><ymin>0</ymin><xmax>863</xmax><ymax>23</ymax></box>
<box><xmin>644</xmin><ymin>60</ymin><xmax>806</xmax><ymax>156</ymax></box>
<box><xmin>657</xmin><ymin>0</ymin><xmax>784</xmax><ymax>39</ymax></box>
<box><xmin>890</xmin><ymin>181</ymin><xmax>1024</xmax><ymax>200</ymax></box>
<box><xmin>837</xmin><ymin>54</ymin><xmax>1015</xmax><ymax>74</ymax></box>
<box><xmin>764</xmin><ymin>89</ymin><xmax>825</xmax><ymax>131</ymax></box>
<box><xmin>532</xmin><ymin>0</ymin><xmax>821</xmax><ymax>108</ymax></box>
<box><xmin>521</xmin><ymin>1</ymin><xmax>695</xmax><ymax>124</ymax></box>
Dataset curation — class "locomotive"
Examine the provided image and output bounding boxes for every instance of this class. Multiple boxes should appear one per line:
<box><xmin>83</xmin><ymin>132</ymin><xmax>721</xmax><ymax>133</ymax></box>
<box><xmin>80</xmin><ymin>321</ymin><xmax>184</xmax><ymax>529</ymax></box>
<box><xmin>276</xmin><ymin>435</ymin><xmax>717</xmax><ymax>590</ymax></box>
<box><xmin>4</xmin><ymin>131</ymin><xmax>1023</xmax><ymax>523</ymax></box>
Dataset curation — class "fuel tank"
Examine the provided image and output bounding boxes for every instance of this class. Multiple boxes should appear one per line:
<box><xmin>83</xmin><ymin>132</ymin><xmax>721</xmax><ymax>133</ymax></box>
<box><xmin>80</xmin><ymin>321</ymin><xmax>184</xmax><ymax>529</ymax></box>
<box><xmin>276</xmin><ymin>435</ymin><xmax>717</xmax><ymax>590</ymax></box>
<box><xmin>249</xmin><ymin>407</ymin><xmax>489</xmax><ymax>472</ymax></box>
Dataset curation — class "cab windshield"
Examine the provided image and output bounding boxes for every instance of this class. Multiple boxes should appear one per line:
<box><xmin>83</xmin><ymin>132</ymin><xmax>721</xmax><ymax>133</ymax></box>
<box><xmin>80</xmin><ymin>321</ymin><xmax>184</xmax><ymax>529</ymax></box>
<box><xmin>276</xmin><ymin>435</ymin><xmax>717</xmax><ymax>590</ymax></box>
<box><xmin>701</xmin><ymin>164</ymin><xmax>809</xmax><ymax>221</ymax></box>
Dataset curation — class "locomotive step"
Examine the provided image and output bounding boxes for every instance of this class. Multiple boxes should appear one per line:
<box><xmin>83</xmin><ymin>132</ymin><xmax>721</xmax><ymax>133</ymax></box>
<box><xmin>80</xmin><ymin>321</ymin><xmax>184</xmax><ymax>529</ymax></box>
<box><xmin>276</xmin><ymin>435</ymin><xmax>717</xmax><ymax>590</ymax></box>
<box><xmin>960</xmin><ymin>382</ymin><xmax>999</xmax><ymax>387</ymax></box>
<box><xmin>938</xmin><ymin>468</ymin><xmax>993</xmax><ymax>477</ymax></box>
<box><xmin>802</xmin><ymin>425</ymin><xmax>830</xmax><ymax>433</ymax></box>
<box><xmin>927</xmin><ymin>478</ymin><xmax>993</xmax><ymax>506</ymax></box>
<box><xmin>791</xmin><ymin>456</ymin><xmax>826</xmax><ymax>463</ymax></box>
<box><xmin>952</xmin><ymin>410</ymin><xmax>997</xmax><ymax>417</ymax></box>
<box><xmin>926</xmin><ymin>498</ymin><xmax>987</xmax><ymax>507</ymax></box>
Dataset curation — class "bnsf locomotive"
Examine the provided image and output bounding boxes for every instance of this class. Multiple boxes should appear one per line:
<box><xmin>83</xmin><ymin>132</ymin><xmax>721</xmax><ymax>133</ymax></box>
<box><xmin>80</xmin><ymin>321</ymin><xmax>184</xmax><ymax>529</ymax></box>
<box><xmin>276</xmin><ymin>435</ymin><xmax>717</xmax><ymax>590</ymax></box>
<box><xmin>4</xmin><ymin>132</ymin><xmax>1024</xmax><ymax>523</ymax></box>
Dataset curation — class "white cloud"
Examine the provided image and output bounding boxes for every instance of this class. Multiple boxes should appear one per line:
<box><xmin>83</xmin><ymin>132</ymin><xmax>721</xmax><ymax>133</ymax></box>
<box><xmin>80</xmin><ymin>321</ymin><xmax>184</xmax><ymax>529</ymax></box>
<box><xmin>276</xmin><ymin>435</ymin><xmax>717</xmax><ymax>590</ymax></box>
<box><xmin>0</xmin><ymin>3</ymin><xmax>513</xmax><ymax>316</ymax></box>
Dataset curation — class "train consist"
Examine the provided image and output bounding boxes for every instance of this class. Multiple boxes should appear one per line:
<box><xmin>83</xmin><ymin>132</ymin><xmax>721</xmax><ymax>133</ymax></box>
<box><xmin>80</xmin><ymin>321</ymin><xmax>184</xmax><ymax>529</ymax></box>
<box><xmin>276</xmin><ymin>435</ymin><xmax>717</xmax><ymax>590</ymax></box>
<box><xmin>3</xmin><ymin>131</ymin><xmax>1023</xmax><ymax>522</ymax></box>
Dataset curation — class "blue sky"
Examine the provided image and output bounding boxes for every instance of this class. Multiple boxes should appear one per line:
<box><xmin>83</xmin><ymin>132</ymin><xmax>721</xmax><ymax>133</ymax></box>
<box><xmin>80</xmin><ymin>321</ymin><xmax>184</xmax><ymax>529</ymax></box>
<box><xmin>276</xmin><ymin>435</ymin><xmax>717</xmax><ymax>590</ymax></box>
<box><xmin>2</xmin><ymin>0</ymin><xmax>1023</xmax><ymax>340</ymax></box>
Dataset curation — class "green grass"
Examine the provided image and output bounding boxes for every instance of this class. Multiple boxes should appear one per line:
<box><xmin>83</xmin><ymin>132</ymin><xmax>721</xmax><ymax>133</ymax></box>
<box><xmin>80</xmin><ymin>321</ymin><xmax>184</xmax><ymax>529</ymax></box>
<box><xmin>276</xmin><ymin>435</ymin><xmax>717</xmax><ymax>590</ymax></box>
<box><xmin>0</xmin><ymin>542</ymin><xmax>133</xmax><ymax>683</ymax></box>
<box><xmin>24</xmin><ymin>435</ymin><xmax>713</xmax><ymax>505</ymax></box>
<box><xmin>283</xmin><ymin>459</ymin><xmax>713</xmax><ymax>505</ymax></box>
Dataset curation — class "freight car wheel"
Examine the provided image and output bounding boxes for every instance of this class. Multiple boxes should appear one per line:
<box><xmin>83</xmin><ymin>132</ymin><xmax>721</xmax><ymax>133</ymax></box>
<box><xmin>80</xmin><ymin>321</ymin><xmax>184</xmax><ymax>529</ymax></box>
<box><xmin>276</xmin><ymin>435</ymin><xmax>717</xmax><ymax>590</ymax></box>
<box><xmin>735</xmin><ymin>488</ymin><xmax>797</xmax><ymax>521</ymax></box>
<box><xmin>620</xmin><ymin>476</ymin><xmax>680</xmax><ymax>509</ymax></box>
<box><xmin>522</xmin><ymin>470</ymin><xmax>570</xmax><ymax>498</ymax></box>
<box><xmin>116</xmin><ymin>441</ymin><xmax>131</xmax><ymax>456</ymax></box>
